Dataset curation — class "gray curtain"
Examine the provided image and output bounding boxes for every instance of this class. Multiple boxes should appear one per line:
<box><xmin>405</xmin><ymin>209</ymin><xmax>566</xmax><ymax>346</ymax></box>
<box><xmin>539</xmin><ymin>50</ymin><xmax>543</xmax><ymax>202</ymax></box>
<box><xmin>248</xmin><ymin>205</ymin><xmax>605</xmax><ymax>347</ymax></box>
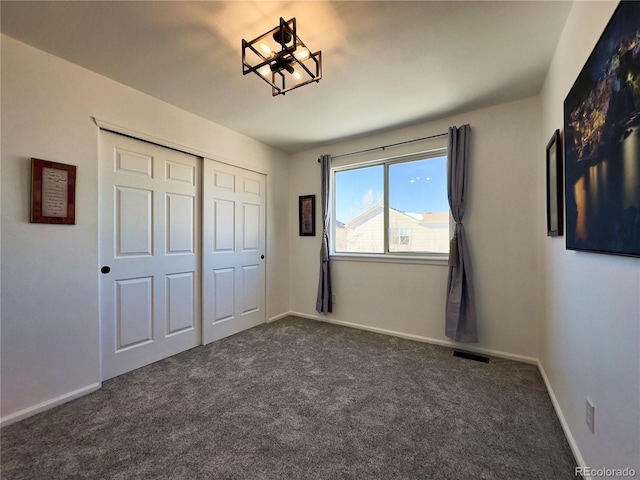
<box><xmin>445</xmin><ymin>125</ymin><xmax>478</xmax><ymax>342</ymax></box>
<box><xmin>316</xmin><ymin>154</ymin><xmax>333</xmax><ymax>314</ymax></box>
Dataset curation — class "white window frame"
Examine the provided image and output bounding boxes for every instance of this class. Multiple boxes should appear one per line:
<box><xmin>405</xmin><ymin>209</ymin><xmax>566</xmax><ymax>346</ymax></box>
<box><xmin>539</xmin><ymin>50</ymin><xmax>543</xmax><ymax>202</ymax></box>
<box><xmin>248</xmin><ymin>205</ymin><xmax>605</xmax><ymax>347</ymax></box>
<box><xmin>331</xmin><ymin>148</ymin><xmax>451</xmax><ymax>265</ymax></box>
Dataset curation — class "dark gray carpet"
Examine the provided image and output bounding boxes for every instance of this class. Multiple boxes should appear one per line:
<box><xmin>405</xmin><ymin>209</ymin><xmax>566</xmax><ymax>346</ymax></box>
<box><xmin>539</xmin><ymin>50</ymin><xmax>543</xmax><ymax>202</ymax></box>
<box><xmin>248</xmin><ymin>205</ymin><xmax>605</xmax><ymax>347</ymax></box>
<box><xmin>1</xmin><ymin>316</ymin><xmax>577</xmax><ymax>479</ymax></box>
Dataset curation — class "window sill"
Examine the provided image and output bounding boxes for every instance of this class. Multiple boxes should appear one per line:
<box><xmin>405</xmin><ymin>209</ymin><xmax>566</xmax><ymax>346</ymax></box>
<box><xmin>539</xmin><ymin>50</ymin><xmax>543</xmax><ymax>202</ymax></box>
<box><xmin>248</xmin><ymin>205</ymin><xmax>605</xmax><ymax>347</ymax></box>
<box><xmin>330</xmin><ymin>252</ymin><xmax>449</xmax><ymax>266</ymax></box>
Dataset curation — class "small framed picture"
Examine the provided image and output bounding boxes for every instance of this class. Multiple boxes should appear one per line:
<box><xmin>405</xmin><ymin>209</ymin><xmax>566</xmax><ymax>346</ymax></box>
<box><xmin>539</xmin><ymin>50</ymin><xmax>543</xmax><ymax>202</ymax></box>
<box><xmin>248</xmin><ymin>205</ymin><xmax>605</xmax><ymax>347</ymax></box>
<box><xmin>30</xmin><ymin>158</ymin><xmax>77</xmax><ymax>224</ymax></box>
<box><xmin>546</xmin><ymin>130</ymin><xmax>563</xmax><ymax>237</ymax></box>
<box><xmin>299</xmin><ymin>194</ymin><xmax>315</xmax><ymax>236</ymax></box>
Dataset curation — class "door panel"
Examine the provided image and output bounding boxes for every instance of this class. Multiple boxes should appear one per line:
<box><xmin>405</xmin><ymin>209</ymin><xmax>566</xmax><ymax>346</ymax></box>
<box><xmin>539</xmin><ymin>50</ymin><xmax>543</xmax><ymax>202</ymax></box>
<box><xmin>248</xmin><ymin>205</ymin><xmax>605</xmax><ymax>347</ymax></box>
<box><xmin>100</xmin><ymin>131</ymin><xmax>201</xmax><ymax>380</ymax></box>
<box><xmin>203</xmin><ymin>160</ymin><xmax>266</xmax><ymax>344</ymax></box>
<box><xmin>166</xmin><ymin>193</ymin><xmax>195</xmax><ymax>254</ymax></box>
<box><xmin>115</xmin><ymin>277</ymin><xmax>153</xmax><ymax>350</ymax></box>
<box><xmin>214</xmin><ymin>199</ymin><xmax>235</xmax><ymax>251</ymax></box>
<box><xmin>241</xmin><ymin>265</ymin><xmax>260</xmax><ymax>313</ymax></box>
<box><xmin>212</xmin><ymin>268</ymin><xmax>235</xmax><ymax>322</ymax></box>
<box><xmin>166</xmin><ymin>272</ymin><xmax>196</xmax><ymax>335</ymax></box>
<box><xmin>243</xmin><ymin>203</ymin><xmax>260</xmax><ymax>250</ymax></box>
<box><xmin>116</xmin><ymin>187</ymin><xmax>153</xmax><ymax>256</ymax></box>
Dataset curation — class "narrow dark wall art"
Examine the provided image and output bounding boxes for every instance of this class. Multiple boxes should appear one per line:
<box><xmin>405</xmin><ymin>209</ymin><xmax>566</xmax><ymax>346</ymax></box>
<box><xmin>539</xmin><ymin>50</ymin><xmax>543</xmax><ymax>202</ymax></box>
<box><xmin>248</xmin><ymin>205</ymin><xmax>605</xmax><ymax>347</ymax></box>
<box><xmin>564</xmin><ymin>1</ymin><xmax>640</xmax><ymax>257</ymax></box>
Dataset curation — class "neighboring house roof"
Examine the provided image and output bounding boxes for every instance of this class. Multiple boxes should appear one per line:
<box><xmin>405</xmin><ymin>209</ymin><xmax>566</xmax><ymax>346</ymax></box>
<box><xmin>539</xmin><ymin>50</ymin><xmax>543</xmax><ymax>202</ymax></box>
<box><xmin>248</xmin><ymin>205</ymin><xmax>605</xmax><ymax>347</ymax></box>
<box><xmin>415</xmin><ymin>212</ymin><xmax>450</xmax><ymax>225</ymax></box>
<box><xmin>341</xmin><ymin>204</ymin><xmax>384</xmax><ymax>229</ymax></box>
<box><xmin>340</xmin><ymin>205</ymin><xmax>449</xmax><ymax>229</ymax></box>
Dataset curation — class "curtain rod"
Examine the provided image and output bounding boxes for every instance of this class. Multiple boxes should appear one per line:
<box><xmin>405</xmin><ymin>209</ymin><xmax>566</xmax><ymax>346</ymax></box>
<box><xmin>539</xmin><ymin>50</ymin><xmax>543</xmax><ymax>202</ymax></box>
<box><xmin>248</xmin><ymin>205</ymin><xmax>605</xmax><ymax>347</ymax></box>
<box><xmin>318</xmin><ymin>132</ymin><xmax>448</xmax><ymax>162</ymax></box>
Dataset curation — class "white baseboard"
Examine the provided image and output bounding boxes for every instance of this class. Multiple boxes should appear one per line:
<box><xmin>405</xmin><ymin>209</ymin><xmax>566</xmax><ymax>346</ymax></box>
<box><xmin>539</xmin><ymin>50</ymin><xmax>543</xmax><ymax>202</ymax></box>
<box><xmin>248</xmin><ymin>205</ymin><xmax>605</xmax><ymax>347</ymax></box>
<box><xmin>1</xmin><ymin>382</ymin><xmax>101</xmax><ymax>428</ymax></box>
<box><xmin>267</xmin><ymin>312</ymin><xmax>291</xmax><ymax>323</ymax></box>
<box><xmin>537</xmin><ymin>362</ymin><xmax>589</xmax><ymax>479</ymax></box>
<box><xmin>288</xmin><ymin>310</ymin><xmax>538</xmax><ymax>365</ymax></box>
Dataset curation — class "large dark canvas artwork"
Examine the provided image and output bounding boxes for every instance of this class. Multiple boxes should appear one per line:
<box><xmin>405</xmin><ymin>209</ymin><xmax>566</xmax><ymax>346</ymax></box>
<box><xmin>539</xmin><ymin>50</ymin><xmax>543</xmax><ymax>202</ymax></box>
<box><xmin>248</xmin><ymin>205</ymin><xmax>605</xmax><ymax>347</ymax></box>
<box><xmin>564</xmin><ymin>1</ymin><xmax>640</xmax><ymax>257</ymax></box>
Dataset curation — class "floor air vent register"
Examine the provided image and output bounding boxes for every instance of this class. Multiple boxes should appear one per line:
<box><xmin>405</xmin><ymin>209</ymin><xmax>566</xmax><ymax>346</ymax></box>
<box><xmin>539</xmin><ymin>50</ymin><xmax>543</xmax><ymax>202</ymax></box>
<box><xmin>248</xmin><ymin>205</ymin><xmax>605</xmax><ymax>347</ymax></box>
<box><xmin>453</xmin><ymin>350</ymin><xmax>490</xmax><ymax>363</ymax></box>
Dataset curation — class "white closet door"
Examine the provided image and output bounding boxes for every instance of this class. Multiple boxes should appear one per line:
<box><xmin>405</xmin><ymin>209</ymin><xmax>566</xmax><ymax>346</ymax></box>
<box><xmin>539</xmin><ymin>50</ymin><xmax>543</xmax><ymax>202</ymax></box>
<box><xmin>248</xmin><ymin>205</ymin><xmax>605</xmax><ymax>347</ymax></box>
<box><xmin>202</xmin><ymin>159</ymin><xmax>266</xmax><ymax>344</ymax></box>
<box><xmin>100</xmin><ymin>131</ymin><xmax>201</xmax><ymax>380</ymax></box>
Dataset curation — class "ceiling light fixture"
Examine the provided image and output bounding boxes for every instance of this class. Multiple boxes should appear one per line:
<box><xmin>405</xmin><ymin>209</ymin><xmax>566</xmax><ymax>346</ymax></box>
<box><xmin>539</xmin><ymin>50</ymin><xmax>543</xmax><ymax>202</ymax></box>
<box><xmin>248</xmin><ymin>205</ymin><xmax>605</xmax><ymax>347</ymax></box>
<box><xmin>242</xmin><ymin>17</ymin><xmax>322</xmax><ymax>96</ymax></box>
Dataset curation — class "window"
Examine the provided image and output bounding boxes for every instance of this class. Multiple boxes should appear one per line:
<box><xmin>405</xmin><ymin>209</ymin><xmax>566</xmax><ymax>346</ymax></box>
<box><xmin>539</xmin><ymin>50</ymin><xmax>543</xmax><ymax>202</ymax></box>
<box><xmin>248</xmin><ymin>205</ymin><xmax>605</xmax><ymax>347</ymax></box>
<box><xmin>391</xmin><ymin>227</ymin><xmax>411</xmax><ymax>246</ymax></box>
<box><xmin>333</xmin><ymin>150</ymin><xmax>450</xmax><ymax>257</ymax></box>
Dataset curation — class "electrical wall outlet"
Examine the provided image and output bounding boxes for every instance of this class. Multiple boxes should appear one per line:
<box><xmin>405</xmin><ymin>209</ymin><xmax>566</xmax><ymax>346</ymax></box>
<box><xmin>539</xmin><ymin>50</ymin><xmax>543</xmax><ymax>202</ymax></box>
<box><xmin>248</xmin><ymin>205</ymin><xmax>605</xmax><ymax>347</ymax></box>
<box><xmin>331</xmin><ymin>294</ymin><xmax>336</xmax><ymax>305</ymax></box>
<box><xmin>586</xmin><ymin>398</ymin><xmax>595</xmax><ymax>434</ymax></box>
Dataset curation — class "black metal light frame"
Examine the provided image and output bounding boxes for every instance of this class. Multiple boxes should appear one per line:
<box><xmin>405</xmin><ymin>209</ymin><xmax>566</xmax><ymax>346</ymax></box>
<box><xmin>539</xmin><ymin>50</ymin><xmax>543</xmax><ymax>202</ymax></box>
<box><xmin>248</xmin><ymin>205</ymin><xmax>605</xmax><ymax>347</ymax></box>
<box><xmin>242</xmin><ymin>17</ymin><xmax>322</xmax><ymax>96</ymax></box>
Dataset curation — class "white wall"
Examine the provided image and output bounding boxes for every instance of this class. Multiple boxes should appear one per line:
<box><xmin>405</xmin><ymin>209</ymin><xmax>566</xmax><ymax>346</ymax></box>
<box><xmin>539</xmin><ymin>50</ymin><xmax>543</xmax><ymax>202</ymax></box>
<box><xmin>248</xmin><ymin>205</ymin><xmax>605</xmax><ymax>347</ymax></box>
<box><xmin>0</xmin><ymin>35</ymin><xmax>291</xmax><ymax>423</ymax></box>
<box><xmin>289</xmin><ymin>96</ymin><xmax>543</xmax><ymax>362</ymax></box>
<box><xmin>539</xmin><ymin>1</ymin><xmax>640</xmax><ymax>474</ymax></box>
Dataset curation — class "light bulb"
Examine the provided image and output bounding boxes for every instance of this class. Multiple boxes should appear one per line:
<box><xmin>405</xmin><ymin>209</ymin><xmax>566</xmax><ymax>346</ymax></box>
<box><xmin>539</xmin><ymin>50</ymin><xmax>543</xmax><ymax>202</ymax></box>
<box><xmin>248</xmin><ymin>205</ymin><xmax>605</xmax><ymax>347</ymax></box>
<box><xmin>292</xmin><ymin>70</ymin><xmax>302</xmax><ymax>80</ymax></box>
<box><xmin>259</xmin><ymin>66</ymin><xmax>271</xmax><ymax>77</ymax></box>
<box><xmin>259</xmin><ymin>43</ymin><xmax>272</xmax><ymax>56</ymax></box>
<box><xmin>295</xmin><ymin>48</ymin><xmax>309</xmax><ymax>60</ymax></box>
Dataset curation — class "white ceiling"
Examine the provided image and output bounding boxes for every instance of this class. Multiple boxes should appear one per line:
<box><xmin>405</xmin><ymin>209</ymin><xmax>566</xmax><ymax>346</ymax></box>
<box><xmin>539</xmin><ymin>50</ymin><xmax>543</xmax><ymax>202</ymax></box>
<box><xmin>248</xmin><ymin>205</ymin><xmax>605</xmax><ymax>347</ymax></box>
<box><xmin>1</xmin><ymin>1</ymin><xmax>573</xmax><ymax>154</ymax></box>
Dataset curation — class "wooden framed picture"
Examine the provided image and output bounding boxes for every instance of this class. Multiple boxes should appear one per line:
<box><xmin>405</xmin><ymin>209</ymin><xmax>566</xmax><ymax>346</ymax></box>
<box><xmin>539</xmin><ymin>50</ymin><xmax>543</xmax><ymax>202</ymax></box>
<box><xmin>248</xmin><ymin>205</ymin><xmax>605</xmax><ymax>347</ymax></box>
<box><xmin>299</xmin><ymin>194</ymin><xmax>315</xmax><ymax>236</ymax></box>
<box><xmin>563</xmin><ymin>1</ymin><xmax>640</xmax><ymax>256</ymax></box>
<box><xmin>546</xmin><ymin>129</ymin><xmax>563</xmax><ymax>237</ymax></box>
<box><xmin>30</xmin><ymin>158</ymin><xmax>77</xmax><ymax>224</ymax></box>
